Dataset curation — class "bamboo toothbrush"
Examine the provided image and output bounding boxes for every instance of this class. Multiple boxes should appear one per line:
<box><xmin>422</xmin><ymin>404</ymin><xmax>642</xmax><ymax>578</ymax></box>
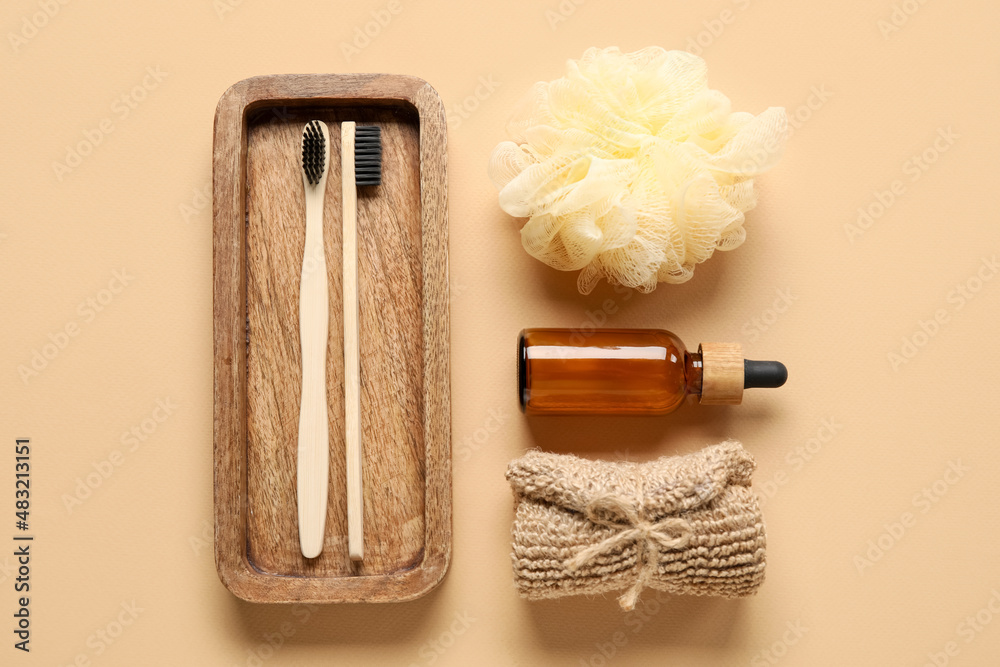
<box><xmin>341</xmin><ymin>121</ymin><xmax>382</xmax><ymax>562</ymax></box>
<box><xmin>297</xmin><ymin>120</ymin><xmax>331</xmax><ymax>559</ymax></box>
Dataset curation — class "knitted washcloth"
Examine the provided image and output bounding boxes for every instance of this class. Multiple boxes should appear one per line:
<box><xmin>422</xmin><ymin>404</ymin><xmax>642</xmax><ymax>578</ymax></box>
<box><xmin>505</xmin><ymin>440</ymin><xmax>766</xmax><ymax>610</ymax></box>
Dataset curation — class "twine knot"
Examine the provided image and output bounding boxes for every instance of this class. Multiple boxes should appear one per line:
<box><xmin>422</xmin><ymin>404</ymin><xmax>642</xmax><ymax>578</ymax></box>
<box><xmin>565</xmin><ymin>495</ymin><xmax>691</xmax><ymax>611</ymax></box>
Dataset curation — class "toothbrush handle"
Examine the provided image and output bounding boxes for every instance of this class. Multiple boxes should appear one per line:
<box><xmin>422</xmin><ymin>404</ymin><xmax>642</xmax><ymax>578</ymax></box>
<box><xmin>297</xmin><ymin>187</ymin><xmax>329</xmax><ymax>559</ymax></box>
<box><xmin>342</xmin><ymin>122</ymin><xmax>364</xmax><ymax>562</ymax></box>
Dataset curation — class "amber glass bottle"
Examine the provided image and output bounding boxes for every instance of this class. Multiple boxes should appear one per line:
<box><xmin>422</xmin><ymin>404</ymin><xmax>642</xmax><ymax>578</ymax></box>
<box><xmin>518</xmin><ymin>328</ymin><xmax>786</xmax><ymax>415</ymax></box>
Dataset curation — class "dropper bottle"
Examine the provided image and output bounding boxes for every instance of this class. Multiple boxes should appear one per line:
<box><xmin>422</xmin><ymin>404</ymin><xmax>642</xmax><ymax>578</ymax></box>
<box><xmin>517</xmin><ymin>328</ymin><xmax>787</xmax><ymax>415</ymax></box>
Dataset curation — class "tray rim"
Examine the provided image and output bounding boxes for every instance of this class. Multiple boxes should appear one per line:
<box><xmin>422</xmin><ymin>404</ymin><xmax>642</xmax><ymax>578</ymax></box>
<box><xmin>212</xmin><ymin>73</ymin><xmax>451</xmax><ymax>603</ymax></box>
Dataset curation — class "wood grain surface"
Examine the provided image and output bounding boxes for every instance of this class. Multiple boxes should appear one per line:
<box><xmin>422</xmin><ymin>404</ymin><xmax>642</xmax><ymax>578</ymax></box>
<box><xmin>698</xmin><ymin>342</ymin><xmax>744</xmax><ymax>405</ymax></box>
<box><xmin>213</xmin><ymin>74</ymin><xmax>450</xmax><ymax>603</ymax></box>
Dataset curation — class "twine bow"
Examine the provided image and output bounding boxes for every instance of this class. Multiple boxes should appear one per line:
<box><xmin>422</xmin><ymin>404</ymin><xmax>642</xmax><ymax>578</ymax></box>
<box><xmin>565</xmin><ymin>495</ymin><xmax>692</xmax><ymax>611</ymax></box>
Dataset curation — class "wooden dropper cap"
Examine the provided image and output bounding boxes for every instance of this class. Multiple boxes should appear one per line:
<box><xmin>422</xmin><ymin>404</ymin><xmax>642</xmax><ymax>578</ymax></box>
<box><xmin>698</xmin><ymin>342</ymin><xmax>788</xmax><ymax>405</ymax></box>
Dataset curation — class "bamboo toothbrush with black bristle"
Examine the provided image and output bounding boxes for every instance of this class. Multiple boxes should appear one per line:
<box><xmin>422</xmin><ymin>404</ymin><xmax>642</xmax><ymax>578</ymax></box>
<box><xmin>341</xmin><ymin>122</ymin><xmax>381</xmax><ymax>562</ymax></box>
<box><xmin>297</xmin><ymin>119</ymin><xmax>331</xmax><ymax>559</ymax></box>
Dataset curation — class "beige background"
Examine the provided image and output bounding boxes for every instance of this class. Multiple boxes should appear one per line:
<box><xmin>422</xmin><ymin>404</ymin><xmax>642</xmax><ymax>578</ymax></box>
<box><xmin>2</xmin><ymin>0</ymin><xmax>999</xmax><ymax>665</ymax></box>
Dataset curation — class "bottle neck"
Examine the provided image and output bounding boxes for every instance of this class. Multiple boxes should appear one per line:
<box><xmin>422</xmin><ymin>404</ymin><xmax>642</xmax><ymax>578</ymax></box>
<box><xmin>684</xmin><ymin>351</ymin><xmax>704</xmax><ymax>396</ymax></box>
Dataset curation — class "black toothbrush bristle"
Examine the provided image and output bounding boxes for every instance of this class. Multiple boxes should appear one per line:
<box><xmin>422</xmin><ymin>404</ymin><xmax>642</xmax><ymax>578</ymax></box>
<box><xmin>301</xmin><ymin>120</ymin><xmax>326</xmax><ymax>186</ymax></box>
<box><xmin>354</xmin><ymin>125</ymin><xmax>382</xmax><ymax>186</ymax></box>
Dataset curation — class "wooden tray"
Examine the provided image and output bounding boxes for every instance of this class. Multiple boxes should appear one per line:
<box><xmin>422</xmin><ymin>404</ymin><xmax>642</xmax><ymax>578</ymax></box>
<box><xmin>213</xmin><ymin>74</ymin><xmax>450</xmax><ymax>603</ymax></box>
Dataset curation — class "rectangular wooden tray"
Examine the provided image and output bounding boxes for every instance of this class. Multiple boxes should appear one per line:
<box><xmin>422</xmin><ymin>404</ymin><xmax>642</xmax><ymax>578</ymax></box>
<box><xmin>213</xmin><ymin>74</ymin><xmax>450</xmax><ymax>603</ymax></box>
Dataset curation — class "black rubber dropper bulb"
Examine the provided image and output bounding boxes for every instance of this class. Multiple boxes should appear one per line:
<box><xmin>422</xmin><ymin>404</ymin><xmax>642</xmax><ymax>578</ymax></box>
<box><xmin>744</xmin><ymin>360</ymin><xmax>788</xmax><ymax>389</ymax></box>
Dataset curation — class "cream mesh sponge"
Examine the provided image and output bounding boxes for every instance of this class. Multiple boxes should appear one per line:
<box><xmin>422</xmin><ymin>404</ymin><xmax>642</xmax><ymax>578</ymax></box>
<box><xmin>488</xmin><ymin>47</ymin><xmax>788</xmax><ymax>293</ymax></box>
<box><xmin>505</xmin><ymin>441</ymin><xmax>766</xmax><ymax>610</ymax></box>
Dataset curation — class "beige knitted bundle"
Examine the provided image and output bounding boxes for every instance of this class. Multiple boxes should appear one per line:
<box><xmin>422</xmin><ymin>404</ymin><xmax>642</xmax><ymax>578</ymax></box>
<box><xmin>505</xmin><ymin>441</ymin><xmax>766</xmax><ymax>610</ymax></box>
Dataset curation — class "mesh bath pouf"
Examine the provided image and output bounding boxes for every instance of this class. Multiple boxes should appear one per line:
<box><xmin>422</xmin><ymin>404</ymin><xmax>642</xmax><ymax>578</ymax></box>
<box><xmin>488</xmin><ymin>46</ymin><xmax>787</xmax><ymax>294</ymax></box>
